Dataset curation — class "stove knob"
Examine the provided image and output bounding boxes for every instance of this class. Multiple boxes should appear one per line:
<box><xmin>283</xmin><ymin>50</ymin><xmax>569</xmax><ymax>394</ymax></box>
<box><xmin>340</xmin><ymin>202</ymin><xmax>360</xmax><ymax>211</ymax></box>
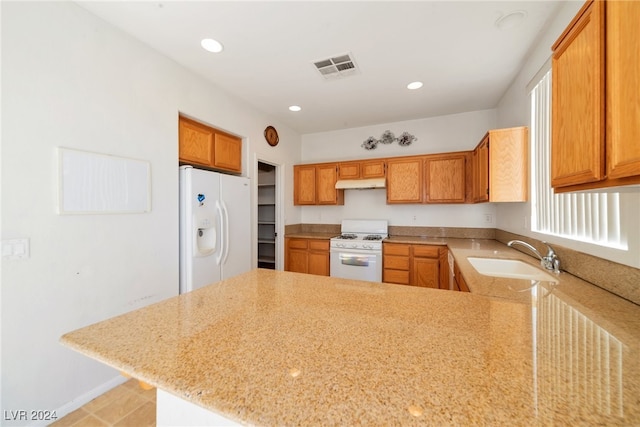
<box><xmin>350</xmin><ymin>243</ymin><xmax>358</xmax><ymax>248</ymax></box>
<box><xmin>338</xmin><ymin>243</ymin><xmax>344</xmax><ymax>248</ymax></box>
<box><xmin>364</xmin><ymin>244</ymin><xmax>372</xmax><ymax>249</ymax></box>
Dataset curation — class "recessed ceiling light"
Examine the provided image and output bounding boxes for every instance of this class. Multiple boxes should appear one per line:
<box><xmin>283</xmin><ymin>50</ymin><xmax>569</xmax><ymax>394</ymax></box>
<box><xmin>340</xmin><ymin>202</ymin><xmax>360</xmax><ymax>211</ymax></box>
<box><xmin>289</xmin><ymin>105</ymin><xmax>302</xmax><ymax>112</ymax></box>
<box><xmin>495</xmin><ymin>11</ymin><xmax>527</xmax><ymax>30</ymax></box>
<box><xmin>407</xmin><ymin>81</ymin><xmax>423</xmax><ymax>90</ymax></box>
<box><xmin>200</xmin><ymin>38</ymin><xmax>223</xmax><ymax>53</ymax></box>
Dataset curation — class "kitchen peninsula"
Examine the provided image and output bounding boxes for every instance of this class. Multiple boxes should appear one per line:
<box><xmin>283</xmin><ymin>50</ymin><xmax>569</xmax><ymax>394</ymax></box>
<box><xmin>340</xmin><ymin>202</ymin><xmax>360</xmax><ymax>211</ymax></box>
<box><xmin>61</xmin><ymin>243</ymin><xmax>640</xmax><ymax>426</ymax></box>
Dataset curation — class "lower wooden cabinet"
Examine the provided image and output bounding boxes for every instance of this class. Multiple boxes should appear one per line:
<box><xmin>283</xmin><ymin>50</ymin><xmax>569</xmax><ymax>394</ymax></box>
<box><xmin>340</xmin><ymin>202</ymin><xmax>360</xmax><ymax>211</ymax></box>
<box><xmin>383</xmin><ymin>243</ymin><xmax>450</xmax><ymax>290</ymax></box>
<box><xmin>285</xmin><ymin>238</ymin><xmax>330</xmax><ymax>276</ymax></box>
<box><xmin>453</xmin><ymin>261</ymin><xmax>470</xmax><ymax>292</ymax></box>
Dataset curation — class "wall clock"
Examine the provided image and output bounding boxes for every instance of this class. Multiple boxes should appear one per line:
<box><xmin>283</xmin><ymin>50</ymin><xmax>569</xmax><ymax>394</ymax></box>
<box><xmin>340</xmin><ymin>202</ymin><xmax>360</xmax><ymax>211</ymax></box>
<box><xmin>264</xmin><ymin>126</ymin><xmax>279</xmax><ymax>147</ymax></box>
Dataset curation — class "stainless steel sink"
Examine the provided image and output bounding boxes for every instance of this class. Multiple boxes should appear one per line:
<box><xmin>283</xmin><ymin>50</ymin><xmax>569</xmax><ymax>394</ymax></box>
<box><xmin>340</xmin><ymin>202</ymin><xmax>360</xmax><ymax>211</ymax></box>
<box><xmin>467</xmin><ymin>257</ymin><xmax>559</xmax><ymax>283</ymax></box>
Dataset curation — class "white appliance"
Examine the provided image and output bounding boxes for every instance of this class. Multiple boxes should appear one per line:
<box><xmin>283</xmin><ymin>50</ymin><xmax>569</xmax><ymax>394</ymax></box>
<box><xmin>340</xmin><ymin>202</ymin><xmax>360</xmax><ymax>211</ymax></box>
<box><xmin>179</xmin><ymin>165</ymin><xmax>251</xmax><ymax>294</ymax></box>
<box><xmin>330</xmin><ymin>219</ymin><xmax>388</xmax><ymax>282</ymax></box>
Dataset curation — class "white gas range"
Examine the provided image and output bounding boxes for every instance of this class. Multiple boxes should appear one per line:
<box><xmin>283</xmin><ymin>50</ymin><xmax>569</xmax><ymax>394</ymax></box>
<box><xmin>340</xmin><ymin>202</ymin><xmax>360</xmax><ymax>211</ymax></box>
<box><xmin>330</xmin><ymin>219</ymin><xmax>388</xmax><ymax>282</ymax></box>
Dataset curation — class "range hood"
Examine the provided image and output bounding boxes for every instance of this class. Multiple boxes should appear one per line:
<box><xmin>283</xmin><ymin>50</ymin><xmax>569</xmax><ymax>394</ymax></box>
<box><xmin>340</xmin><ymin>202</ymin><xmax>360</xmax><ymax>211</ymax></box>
<box><xmin>335</xmin><ymin>177</ymin><xmax>386</xmax><ymax>189</ymax></box>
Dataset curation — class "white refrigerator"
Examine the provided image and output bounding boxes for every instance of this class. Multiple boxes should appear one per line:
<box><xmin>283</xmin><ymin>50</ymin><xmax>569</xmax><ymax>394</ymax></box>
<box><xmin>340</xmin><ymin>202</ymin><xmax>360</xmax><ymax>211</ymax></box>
<box><xmin>179</xmin><ymin>165</ymin><xmax>251</xmax><ymax>294</ymax></box>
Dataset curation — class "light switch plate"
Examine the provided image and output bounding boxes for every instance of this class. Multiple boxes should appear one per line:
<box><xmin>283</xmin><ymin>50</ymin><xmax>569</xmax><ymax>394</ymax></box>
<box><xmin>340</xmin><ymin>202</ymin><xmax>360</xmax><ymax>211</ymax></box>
<box><xmin>1</xmin><ymin>239</ymin><xmax>30</xmax><ymax>260</ymax></box>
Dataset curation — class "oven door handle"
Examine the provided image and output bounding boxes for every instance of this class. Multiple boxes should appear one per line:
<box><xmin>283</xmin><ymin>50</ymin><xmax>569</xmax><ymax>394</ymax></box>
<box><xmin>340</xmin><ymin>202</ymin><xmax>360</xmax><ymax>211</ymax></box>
<box><xmin>340</xmin><ymin>254</ymin><xmax>370</xmax><ymax>267</ymax></box>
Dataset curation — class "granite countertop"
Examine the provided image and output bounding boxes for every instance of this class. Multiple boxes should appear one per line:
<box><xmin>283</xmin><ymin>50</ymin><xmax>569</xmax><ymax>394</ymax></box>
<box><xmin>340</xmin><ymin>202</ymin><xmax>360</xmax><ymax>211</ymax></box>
<box><xmin>61</xmin><ymin>246</ymin><xmax>640</xmax><ymax>426</ymax></box>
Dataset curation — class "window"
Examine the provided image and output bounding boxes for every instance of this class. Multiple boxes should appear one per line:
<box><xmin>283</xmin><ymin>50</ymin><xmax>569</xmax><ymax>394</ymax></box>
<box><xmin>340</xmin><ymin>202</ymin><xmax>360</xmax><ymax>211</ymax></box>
<box><xmin>529</xmin><ymin>69</ymin><xmax>625</xmax><ymax>250</ymax></box>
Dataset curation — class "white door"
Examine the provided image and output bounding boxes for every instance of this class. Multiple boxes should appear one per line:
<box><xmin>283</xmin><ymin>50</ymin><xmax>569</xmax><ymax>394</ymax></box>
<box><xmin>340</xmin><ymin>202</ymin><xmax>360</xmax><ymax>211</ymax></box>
<box><xmin>179</xmin><ymin>167</ymin><xmax>222</xmax><ymax>293</ymax></box>
<box><xmin>219</xmin><ymin>174</ymin><xmax>251</xmax><ymax>279</ymax></box>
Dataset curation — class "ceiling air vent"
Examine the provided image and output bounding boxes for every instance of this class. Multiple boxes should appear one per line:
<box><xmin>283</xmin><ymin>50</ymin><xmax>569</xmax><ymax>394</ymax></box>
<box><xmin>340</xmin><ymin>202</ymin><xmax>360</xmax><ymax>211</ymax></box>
<box><xmin>313</xmin><ymin>53</ymin><xmax>359</xmax><ymax>80</ymax></box>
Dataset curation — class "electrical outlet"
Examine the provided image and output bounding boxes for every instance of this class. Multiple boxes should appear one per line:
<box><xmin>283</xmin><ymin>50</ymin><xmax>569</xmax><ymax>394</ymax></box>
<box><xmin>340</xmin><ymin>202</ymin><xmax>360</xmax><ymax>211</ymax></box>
<box><xmin>483</xmin><ymin>214</ymin><xmax>493</xmax><ymax>224</ymax></box>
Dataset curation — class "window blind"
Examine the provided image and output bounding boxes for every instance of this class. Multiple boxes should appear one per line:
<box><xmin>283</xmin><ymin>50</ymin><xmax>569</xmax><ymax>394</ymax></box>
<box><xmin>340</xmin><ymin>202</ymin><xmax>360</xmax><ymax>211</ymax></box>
<box><xmin>529</xmin><ymin>70</ymin><xmax>623</xmax><ymax>249</ymax></box>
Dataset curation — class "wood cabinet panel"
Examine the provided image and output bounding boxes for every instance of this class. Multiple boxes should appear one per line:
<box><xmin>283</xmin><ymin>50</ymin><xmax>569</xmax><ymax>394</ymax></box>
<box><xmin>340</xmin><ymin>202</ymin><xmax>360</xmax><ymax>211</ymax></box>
<box><xmin>287</xmin><ymin>250</ymin><xmax>308</xmax><ymax>274</ymax></box>
<box><xmin>285</xmin><ymin>237</ymin><xmax>330</xmax><ymax>276</ymax></box>
<box><xmin>308</xmin><ymin>251</ymin><xmax>329</xmax><ymax>276</ymax></box>
<box><xmin>308</xmin><ymin>240</ymin><xmax>329</xmax><ymax>251</ymax></box>
<box><xmin>384</xmin><ymin>255</ymin><xmax>410</xmax><ymax>271</ymax></box>
<box><xmin>384</xmin><ymin>244</ymin><xmax>410</xmax><ymax>256</ymax></box>
<box><xmin>606</xmin><ymin>0</ymin><xmax>640</xmax><ymax>181</ymax></box>
<box><xmin>361</xmin><ymin>160</ymin><xmax>386</xmax><ymax>178</ymax></box>
<box><xmin>424</xmin><ymin>154</ymin><xmax>466</xmax><ymax>203</ymax></box>
<box><xmin>473</xmin><ymin>137</ymin><xmax>489</xmax><ymax>202</ymax></box>
<box><xmin>412</xmin><ymin>245</ymin><xmax>440</xmax><ymax>258</ymax></box>
<box><xmin>287</xmin><ymin>239</ymin><xmax>308</xmax><ymax>250</ymax></box>
<box><xmin>294</xmin><ymin>165</ymin><xmax>316</xmax><ymax>205</ymax></box>
<box><xmin>179</xmin><ymin>116</ymin><xmax>242</xmax><ymax>173</ymax></box>
<box><xmin>338</xmin><ymin>162</ymin><xmax>360</xmax><ymax>179</ymax></box>
<box><xmin>383</xmin><ymin>269</ymin><xmax>410</xmax><ymax>285</ymax></box>
<box><xmin>179</xmin><ymin>118</ymin><xmax>214</xmax><ymax>166</ymax></box>
<box><xmin>212</xmin><ymin>133</ymin><xmax>242</xmax><ymax>172</ymax></box>
<box><xmin>551</xmin><ymin>0</ymin><xmax>605</xmax><ymax>188</ymax></box>
<box><xmin>472</xmin><ymin>127</ymin><xmax>527</xmax><ymax>203</ymax></box>
<box><xmin>454</xmin><ymin>262</ymin><xmax>470</xmax><ymax>293</ymax></box>
<box><xmin>386</xmin><ymin>158</ymin><xmax>423</xmax><ymax>203</ymax></box>
<box><xmin>294</xmin><ymin>163</ymin><xmax>343</xmax><ymax>206</ymax></box>
<box><xmin>316</xmin><ymin>164</ymin><xmax>342</xmax><ymax>205</ymax></box>
<box><xmin>383</xmin><ymin>243</ymin><xmax>451</xmax><ymax>290</ymax></box>
<box><xmin>412</xmin><ymin>258</ymin><xmax>439</xmax><ymax>289</ymax></box>
<box><xmin>489</xmin><ymin>127</ymin><xmax>528</xmax><ymax>201</ymax></box>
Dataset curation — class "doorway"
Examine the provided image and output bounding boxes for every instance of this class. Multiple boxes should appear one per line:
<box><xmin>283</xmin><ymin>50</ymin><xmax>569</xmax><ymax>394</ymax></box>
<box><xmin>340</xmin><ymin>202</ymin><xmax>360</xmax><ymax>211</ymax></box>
<box><xmin>257</xmin><ymin>161</ymin><xmax>279</xmax><ymax>269</ymax></box>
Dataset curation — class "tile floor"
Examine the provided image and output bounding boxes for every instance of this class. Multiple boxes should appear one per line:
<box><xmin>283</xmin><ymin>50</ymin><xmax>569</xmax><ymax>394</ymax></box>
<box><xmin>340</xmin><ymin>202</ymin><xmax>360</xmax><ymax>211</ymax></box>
<box><xmin>50</xmin><ymin>379</ymin><xmax>156</xmax><ymax>427</ymax></box>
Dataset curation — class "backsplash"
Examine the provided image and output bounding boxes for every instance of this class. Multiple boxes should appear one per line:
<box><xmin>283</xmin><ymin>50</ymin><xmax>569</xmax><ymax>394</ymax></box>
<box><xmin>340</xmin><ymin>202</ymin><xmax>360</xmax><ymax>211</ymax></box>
<box><xmin>495</xmin><ymin>230</ymin><xmax>640</xmax><ymax>306</ymax></box>
<box><xmin>389</xmin><ymin>226</ymin><xmax>495</xmax><ymax>239</ymax></box>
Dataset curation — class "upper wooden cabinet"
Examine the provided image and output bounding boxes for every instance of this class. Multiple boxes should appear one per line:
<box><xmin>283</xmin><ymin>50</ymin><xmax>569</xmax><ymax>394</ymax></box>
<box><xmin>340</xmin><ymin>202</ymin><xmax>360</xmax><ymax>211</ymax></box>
<box><xmin>424</xmin><ymin>153</ymin><xmax>467</xmax><ymax>203</ymax></box>
<box><xmin>386</xmin><ymin>157</ymin><xmax>424</xmax><ymax>203</ymax></box>
<box><xmin>551</xmin><ymin>0</ymin><xmax>640</xmax><ymax>191</ymax></box>
<box><xmin>472</xmin><ymin>127</ymin><xmax>528</xmax><ymax>203</ymax></box>
<box><xmin>294</xmin><ymin>127</ymin><xmax>527</xmax><ymax>205</ymax></box>
<box><xmin>606</xmin><ymin>0</ymin><xmax>640</xmax><ymax>182</ymax></box>
<box><xmin>294</xmin><ymin>163</ymin><xmax>344</xmax><ymax>206</ymax></box>
<box><xmin>179</xmin><ymin>116</ymin><xmax>242</xmax><ymax>173</ymax></box>
<box><xmin>338</xmin><ymin>160</ymin><xmax>386</xmax><ymax>179</ymax></box>
<box><xmin>472</xmin><ymin>136</ymin><xmax>489</xmax><ymax>202</ymax></box>
<box><xmin>316</xmin><ymin>164</ymin><xmax>342</xmax><ymax>204</ymax></box>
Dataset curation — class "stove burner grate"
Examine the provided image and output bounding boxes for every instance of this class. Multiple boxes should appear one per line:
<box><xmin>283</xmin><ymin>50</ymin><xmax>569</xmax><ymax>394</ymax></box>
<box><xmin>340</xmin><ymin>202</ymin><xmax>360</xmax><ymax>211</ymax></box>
<box><xmin>336</xmin><ymin>233</ymin><xmax>358</xmax><ymax>240</ymax></box>
<box><xmin>363</xmin><ymin>235</ymin><xmax>383</xmax><ymax>241</ymax></box>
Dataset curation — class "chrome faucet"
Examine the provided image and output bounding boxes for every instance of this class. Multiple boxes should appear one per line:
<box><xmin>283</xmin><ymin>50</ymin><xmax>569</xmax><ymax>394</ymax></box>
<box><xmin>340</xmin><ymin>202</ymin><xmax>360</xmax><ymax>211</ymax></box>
<box><xmin>507</xmin><ymin>240</ymin><xmax>561</xmax><ymax>274</ymax></box>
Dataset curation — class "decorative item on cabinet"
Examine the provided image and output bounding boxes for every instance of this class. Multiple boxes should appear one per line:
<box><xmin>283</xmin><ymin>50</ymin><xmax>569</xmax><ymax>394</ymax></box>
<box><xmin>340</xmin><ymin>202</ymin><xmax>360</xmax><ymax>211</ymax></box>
<box><xmin>551</xmin><ymin>0</ymin><xmax>640</xmax><ymax>192</ymax></box>
<box><xmin>360</xmin><ymin>130</ymin><xmax>416</xmax><ymax>150</ymax></box>
<box><xmin>178</xmin><ymin>116</ymin><xmax>242</xmax><ymax>174</ymax></box>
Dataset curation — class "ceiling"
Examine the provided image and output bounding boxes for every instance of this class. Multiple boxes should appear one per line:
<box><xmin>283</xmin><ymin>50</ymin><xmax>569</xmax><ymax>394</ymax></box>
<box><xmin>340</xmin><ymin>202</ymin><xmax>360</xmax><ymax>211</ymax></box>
<box><xmin>77</xmin><ymin>1</ymin><xmax>564</xmax><ymax>135</ymax></box>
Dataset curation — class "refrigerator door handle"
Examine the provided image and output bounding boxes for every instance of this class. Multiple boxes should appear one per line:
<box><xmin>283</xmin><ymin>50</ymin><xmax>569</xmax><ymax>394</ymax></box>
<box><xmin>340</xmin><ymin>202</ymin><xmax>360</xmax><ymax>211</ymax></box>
<box><xmin>221</xmin><ymin>201</ymin><xmax>231</xmax><ymax>265</ymax></box>
<box><xmin>215</xmin><ymin>201</ymin><xmax>224</xmax><ymax>266</ymax></box>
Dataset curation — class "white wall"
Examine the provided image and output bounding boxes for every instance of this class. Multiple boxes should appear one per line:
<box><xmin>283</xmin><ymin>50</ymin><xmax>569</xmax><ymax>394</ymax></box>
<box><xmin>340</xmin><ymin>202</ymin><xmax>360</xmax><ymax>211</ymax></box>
<box><xmin>0</xmin><ymin>1</ymin><xmax>301</xmax><ymax>423</ymax></box>
<box><xmin>300</xmin><ymin>110</ymin><xmax>501</xmax><ymax>227</ymax></box>
<box><xmin>494</xmin><ymin>0</ymin><xmax>640</xmax><ymax>269</ymax></box>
